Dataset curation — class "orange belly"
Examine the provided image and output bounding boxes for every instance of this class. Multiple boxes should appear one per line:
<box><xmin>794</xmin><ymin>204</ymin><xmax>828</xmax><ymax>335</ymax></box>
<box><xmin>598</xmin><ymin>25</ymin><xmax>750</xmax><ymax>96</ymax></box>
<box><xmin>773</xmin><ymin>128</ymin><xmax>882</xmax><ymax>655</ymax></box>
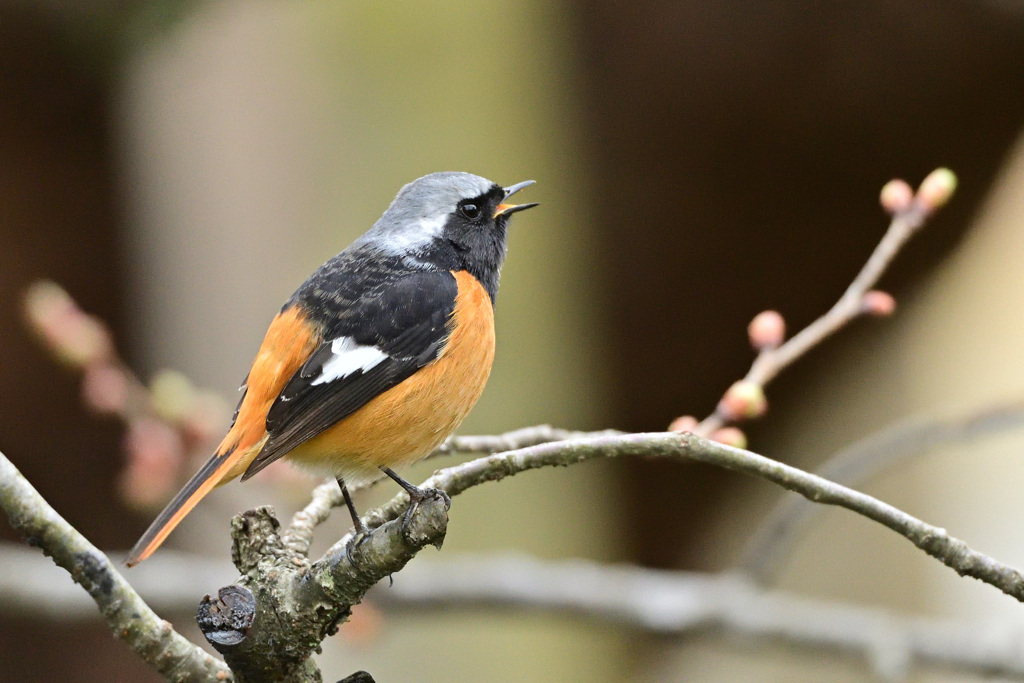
<box><xmin>284</xmin><ymin>271</ymin><xmax>495</xmax><ymax>484</ymax></box>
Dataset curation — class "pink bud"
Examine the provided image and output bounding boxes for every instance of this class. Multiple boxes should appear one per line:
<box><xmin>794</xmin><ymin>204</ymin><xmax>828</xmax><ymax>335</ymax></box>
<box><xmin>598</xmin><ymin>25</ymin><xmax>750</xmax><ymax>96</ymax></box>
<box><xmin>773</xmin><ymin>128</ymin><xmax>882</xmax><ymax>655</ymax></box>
<box><xmin>879</xmin><ymin>179</ymin><xmax>914</xmax><ymax>214</ymax></box>
<box><xmin>669</xmin><ymin>415</ymin><xmax>698</xmax><ymax>433</ymax></box>
<box><xmin>24</xmin><ymin>281</ymin><xmax>76</xmax><ymax>333</ymax></box>
<box><xmin>81</xmin><ymin>363</ymin><xmax>129</xmax><ymax>415</ymax></box>
<box><xmin>861</xmin><ymin>290</ymin><xmax>896</xmax><ymax>317</ymax></box>
<box><xmin>24</xmin><ymin>282</ymin><xmax>116</xmax><ymax>367</ymax></box>
<box><xmin>711</xmin><ymin>427</ymin><xmax>748</xmax><ymax>450</ymax></box>
<box><xmin>748</xmin><ymin>310</ymin><xmax>786</xmax><ymax>350</ymax></box>
<box><xmin>718</xmin><ymin>380</ymin><xmax>767</xmax><ymax>421</ymax></box>
<box><xmin>44</xmin><ymin>314</ymin><xmax>113</xmax><ymax>367</ymax></box>
<box><xmin>916</xmin><ymin>168</ymin><xmax>957</xmax><ymax>212</ymax></box>
<box><xmin>120</xmin><ymin>418</ymin><xmax>185</xmax><ymax>508</ymax></box>
<box><xmin>64</xmin><ymin>314</ymin><xmax>115</xmax><ymax>366</ymax></box>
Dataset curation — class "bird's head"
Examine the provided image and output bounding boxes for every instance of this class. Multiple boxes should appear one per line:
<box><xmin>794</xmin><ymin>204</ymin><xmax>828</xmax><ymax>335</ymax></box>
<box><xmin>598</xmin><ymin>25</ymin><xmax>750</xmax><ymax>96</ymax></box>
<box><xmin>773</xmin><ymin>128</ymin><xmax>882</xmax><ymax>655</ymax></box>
<box><xmin>360</xmin><ymin>172</ymin><xmax>537</xmax><ymax>300</ymax></box>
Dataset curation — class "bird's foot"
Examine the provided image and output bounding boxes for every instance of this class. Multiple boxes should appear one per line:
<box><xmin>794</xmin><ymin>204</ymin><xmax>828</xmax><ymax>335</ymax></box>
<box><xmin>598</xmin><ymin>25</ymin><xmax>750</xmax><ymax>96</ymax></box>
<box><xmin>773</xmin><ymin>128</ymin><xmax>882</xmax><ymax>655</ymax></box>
<box><xmin>399</xmin><ymin>486</ymin><xmax>450</xmax><ymax>550</ymax></box>
<box><xmin>343</xmin><ymin>525</ymin><xmax>376</xmax><ymax>569</ymax></box>
<box><xmin>380</xmin><ymin>468</ymin><xmax>450</xmax><ymax>548</ymax></box>
<box><xmin>401</xmin><ymin>486</ymin><xmax>451</xmax><ymax>526</ymax></box>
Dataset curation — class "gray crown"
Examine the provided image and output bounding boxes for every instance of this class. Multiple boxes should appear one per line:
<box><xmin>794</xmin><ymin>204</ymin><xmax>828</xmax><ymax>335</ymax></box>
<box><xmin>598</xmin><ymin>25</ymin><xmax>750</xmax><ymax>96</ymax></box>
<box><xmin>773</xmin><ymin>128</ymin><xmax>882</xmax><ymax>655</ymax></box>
<box><xmin>356</xmin><ymin>172</ymin><xmax>498</xmax><ymax>255</ymax></box>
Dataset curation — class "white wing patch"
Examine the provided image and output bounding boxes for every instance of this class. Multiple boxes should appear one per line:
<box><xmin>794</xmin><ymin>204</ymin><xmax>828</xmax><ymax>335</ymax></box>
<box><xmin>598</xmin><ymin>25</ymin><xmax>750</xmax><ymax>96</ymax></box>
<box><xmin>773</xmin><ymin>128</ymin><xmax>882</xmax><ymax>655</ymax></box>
<box><xmin>310</xmin><ymin>337</ymin><xmax>389</xmax><ymax>386</ymax></box>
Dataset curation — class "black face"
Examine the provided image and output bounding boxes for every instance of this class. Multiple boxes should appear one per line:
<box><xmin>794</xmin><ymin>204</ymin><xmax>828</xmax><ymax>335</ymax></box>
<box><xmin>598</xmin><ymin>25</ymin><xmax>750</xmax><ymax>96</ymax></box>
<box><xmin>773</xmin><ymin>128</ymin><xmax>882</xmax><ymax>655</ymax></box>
<box><xmin>437</xmin><ymin>184</ymin><xmax>510</xmax><ymax>301</ymax></box>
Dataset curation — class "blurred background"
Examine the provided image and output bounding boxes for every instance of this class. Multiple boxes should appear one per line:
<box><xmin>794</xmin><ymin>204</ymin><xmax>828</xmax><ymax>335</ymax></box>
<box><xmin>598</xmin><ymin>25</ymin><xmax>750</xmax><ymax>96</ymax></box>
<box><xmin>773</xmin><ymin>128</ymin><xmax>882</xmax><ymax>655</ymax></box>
<box><xmin>2</xmin><ymin>1</ymin><xmax>1024</xmax><ymax>681</ymax></box>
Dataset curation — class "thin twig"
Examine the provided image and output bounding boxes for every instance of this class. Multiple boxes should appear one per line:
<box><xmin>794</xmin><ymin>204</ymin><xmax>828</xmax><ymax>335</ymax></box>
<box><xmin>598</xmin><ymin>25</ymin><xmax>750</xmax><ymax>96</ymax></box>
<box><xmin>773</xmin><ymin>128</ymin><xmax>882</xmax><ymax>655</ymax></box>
<box><xmin>696</xmin><ymin>200</ymin><xmax>931</xmax><ymax>436</ymax></box>
<box><xmin>739</xmin><ymin>399</ymin><xmax>1024</xmax><ymax>584</ymax></box>
<box><xmin>281</xmin><ymin>478</ymin><xmax>341</xmax><ymax>556</ymax></box>
<box><xmin>0</xmin><ymin>450</ymin><xmax>232</xmax><ymax>682</ymax></box>
<box><xmin>338</xmin><ymin>431</ymin><xmax>1024</xmax><ymax>604</ymax></box>
<box><xmin>431</xmin><ymin>426</ymin><xmax>621</xmax><ymax>457</ymax></box>
<box><xmin>377</xmin><ymin>554</ymin><xmax>1024</xmax><ymax>680</ymax></box>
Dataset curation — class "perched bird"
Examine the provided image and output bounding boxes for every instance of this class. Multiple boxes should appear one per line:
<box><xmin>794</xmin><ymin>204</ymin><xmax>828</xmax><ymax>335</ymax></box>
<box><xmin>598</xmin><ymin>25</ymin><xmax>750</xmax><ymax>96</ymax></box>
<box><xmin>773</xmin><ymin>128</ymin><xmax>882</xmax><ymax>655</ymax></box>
<box><xmin>126</xmin><ymin>172</ymin><xmax>537</xmax><ymax>566</ymax></box>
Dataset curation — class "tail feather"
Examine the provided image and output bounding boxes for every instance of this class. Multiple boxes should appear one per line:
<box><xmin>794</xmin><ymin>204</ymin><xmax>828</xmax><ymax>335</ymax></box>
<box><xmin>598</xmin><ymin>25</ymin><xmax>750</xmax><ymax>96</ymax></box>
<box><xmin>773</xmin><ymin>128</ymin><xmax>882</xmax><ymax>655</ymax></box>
<box><xmin>125</xmin><ymin>447</ymin><xmax>241</xmax><ymax>567</ymax></box>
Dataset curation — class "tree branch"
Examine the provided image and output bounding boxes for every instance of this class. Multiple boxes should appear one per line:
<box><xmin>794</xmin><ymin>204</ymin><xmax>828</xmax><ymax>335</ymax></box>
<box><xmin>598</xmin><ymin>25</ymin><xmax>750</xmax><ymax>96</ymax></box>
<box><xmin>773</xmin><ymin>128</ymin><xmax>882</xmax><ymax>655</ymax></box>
<box><xmin>281</xmin><ymin>426</ymin><xmax>619</xmax><ymax>555</ymax></box>
<box><xmin>694</xmin><ymin>170</ymin><xmax>956</xmax><ymax>437</ymax></box>
<box><xmin>9</xmin><ymin>425</ymin><xmax>1024</xmax><ymax>680</ymax></box>
<box><xmin>337</xmin><ymin>431</ymin><xmax>1024</xmax><ymax>604</ymax></box>
<box><xmin>0</xmin><ymin>542</ymin><xmax>232</xmax><ymax>619</ymax></box>
<box><xmin>377</xmin><ymin>554</ymin><xmax>1024</xmax><ymax>680</ymax></box>
<box><xmin>0</xmin><ymin>450</ymin><xmax>231</xmax><ymax>682</ymax></box>
<box><xmin>739</xmin><ymin>398</ymin><xmax>1024</xmax><ymax>584</ymax></box>
<box><xmin>197</xmin><ymin>495</ymin><xmax>449</xmax><ymax>681</ymax></box>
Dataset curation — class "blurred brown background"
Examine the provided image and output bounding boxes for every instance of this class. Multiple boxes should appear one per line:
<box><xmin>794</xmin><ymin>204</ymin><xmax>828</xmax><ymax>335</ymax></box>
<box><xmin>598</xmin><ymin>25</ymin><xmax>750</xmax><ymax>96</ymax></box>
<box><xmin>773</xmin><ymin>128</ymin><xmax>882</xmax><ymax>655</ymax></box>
<box><xmin>2</xmin><ymin>1</ymin><xmax>1024</xmax><ymax>681</ymax></box>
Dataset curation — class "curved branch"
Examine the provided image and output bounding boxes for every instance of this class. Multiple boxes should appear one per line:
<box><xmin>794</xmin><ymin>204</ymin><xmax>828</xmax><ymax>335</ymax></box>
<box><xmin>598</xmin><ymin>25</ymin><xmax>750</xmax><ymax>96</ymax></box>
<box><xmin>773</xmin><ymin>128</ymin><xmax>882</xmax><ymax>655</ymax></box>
<box><xmin>9</xmin><ymin>426</ymin><xmax>1024</xmax><ymax>681</ymax></box>
<box><xmin>281</xmin><ymin>426</ymin><xmax>620</xmax><ymax>555</ymax></box>
<box><xmin>339</xmin><ymin>431</ymin><xmax>1024</xmax><ymax>604</ymax></box>
<box><xmin>0</xmin><ymin>450</ymin><xmax>231</xmax><ymax>682</ymax></box>
<box><xmin>739</xmin><ymin>399</ymin><xmax>1024</xmax><ymax>584</ymax></box>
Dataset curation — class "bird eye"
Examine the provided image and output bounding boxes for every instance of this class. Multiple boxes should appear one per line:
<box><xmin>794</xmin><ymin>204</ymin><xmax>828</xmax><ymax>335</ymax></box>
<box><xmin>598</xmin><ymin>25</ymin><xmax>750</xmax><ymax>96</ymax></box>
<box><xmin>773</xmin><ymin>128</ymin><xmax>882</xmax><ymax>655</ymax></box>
<box><xmin>459</xmin><ymin>203</ymin><xmax>481</xmax><ymax>220</ymax></box>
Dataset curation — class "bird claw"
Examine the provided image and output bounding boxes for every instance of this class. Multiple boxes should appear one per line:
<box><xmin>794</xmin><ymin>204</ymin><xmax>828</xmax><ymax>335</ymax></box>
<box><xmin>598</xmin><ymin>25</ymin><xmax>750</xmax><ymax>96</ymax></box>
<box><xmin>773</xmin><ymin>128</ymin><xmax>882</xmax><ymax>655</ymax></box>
<box><xmin>399</xmin><ymin>487</ymin><xmax>450</xmax><ymax>548</ymax></box>
<box><xmin>402</xmin><ymin>486</ymin><xmax>450</xmax><ymax>521</ymax></box>
<box><xmin>344</xmin><ymin>526</ymin><xmax>373</xmax><ymax>562</ymax></box>
<box><xmin>414</xmin><ymin>486</ymin><xmax>450</xmax><ymax>509</ymax></box>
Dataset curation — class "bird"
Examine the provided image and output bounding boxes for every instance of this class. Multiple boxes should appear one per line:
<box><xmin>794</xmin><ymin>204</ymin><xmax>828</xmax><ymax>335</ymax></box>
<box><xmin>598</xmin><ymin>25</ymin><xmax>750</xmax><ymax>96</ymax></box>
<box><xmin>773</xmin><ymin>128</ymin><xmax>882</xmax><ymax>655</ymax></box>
<box><xmin>125</xmin><ymin>172</ymin><xmax>537</xmax><ymax>567</ymax></box>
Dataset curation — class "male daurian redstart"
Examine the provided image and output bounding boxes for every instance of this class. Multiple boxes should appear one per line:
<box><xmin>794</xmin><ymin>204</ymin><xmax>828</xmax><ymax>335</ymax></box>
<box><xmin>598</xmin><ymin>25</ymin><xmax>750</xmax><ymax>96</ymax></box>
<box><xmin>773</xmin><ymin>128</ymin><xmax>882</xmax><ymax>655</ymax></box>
<box><xmin>125</xmin><ymin>172</ymin><xmax>536</xmax><ymax>567</ymax></box>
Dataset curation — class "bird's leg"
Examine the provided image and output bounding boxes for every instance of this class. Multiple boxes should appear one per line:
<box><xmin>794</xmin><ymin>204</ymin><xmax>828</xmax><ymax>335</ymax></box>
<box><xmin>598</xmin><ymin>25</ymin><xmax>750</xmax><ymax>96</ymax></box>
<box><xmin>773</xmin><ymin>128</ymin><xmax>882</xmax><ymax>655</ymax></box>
<box><xmin>337</xmin><ymin>478</ymin><xmax>367</xmax><ymax>536</ymax></box>
<box><xmin>381</xmin><ymin>467</ymin><xmax>451</xmax><ymax>524</ymax></box>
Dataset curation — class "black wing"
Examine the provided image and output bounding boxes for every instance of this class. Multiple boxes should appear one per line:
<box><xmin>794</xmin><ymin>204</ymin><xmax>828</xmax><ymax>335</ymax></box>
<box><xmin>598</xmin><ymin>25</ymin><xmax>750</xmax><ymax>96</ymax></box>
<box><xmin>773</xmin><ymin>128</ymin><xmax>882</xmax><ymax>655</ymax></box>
<box><xmin>241</xmin><ymin>270</ymin><xmax>458</xmax><ymax>480</ymax></box>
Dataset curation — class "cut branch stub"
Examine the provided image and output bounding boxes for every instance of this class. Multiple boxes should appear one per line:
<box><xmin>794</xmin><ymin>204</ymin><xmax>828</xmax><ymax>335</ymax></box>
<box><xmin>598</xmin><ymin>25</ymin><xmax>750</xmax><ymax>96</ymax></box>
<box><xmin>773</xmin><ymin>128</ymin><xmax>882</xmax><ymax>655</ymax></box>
<box><xmin>231</xmin><ymin>505</ymin><xmax>296</xmax><ymax>574</ymax></box>
<box><xmin>197</xmin><ymin>585</ymin><xmax>256</xmax><ymax>648</ymax></box>
<box><xmin>198</xmin><ymin>497</ymin><xmax>449</xmax><ymax>682</ymax></box>
<box><xmin>337</xmin><ymin>673</ymin><xmax>375</xmax><ymax>683</ymax></box>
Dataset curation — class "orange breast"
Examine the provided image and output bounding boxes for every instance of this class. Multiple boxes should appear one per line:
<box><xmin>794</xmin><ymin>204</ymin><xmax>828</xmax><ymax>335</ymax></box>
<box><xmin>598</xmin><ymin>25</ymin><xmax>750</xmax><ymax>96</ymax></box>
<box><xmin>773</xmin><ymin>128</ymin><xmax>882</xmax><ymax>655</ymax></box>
<box><xmin>285</xmin><ymin>270</ymin><xmax>496</xmax><ymax>484</ymax></box>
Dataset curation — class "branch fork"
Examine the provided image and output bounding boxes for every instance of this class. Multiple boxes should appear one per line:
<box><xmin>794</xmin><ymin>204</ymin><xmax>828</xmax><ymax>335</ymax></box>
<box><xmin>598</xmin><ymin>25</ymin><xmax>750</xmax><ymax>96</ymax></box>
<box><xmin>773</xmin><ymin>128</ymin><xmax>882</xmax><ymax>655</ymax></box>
<box><xmin>197</xmin><ymin>497</ymin><xmax>448</xmax><ymax>682</ymax></box>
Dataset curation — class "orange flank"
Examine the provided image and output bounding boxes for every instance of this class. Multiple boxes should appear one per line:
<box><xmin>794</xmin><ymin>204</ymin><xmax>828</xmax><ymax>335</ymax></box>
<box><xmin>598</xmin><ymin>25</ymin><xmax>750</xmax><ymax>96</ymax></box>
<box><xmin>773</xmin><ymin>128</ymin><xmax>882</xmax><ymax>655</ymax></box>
<box><xmin>125</xmin><ymin>305</ymin><xmax>320</xmax><ymax>566</ymax></box>
<box><xmin>285</xmin><ymin>270</ymin><xmax>495</xmax><ymax>481</ymax></box>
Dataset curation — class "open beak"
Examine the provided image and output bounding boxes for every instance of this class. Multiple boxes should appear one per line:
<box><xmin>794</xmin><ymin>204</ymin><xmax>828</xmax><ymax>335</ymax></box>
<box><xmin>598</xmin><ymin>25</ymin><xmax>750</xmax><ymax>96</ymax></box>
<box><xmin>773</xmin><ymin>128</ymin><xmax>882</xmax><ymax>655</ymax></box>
<box><xmin>494</xmin><ymin>180</ymin><xmax>539</xmax><ymax>218</ymax></box>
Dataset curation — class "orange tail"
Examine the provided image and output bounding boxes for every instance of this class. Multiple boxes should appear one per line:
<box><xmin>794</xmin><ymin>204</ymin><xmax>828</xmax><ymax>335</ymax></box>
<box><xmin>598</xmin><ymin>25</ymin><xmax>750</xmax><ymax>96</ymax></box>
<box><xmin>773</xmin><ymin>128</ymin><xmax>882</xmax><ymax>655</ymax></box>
<box><xmin>125</xmin><ymin>446</ymin><xmax>245</xmax><ymax>567</ymax></box>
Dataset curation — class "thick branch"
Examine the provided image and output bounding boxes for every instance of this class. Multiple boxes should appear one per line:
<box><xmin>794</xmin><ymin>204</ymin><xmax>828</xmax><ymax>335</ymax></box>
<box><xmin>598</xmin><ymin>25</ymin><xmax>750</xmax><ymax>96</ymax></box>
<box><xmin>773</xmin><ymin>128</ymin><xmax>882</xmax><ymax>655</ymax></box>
<box><xmin>198</xmin><ymin>496</ymin><xmax>448</xmax><ymax>682</ymax></box>
<box><xmin>378</xmin><ymin>554</ymin><xmax>1024</xmax><ymax>680</ymax></box>
<box><xmin>0</xmin><ymin>450</ymin><xmax>231</xmax><ymax>682</ymax></box>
